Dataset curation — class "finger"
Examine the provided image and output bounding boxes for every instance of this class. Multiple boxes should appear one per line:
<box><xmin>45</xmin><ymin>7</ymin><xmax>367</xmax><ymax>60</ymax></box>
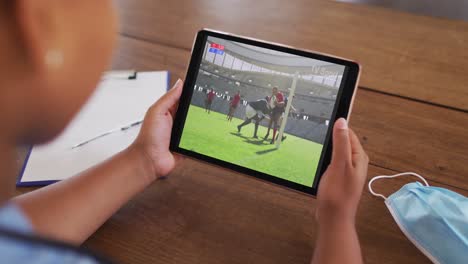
<box><xmin>349</xmin><ymin>128</ymin><xmax>365</xmax><ymax>156</ymax></box>
<box><xmin>168</xmin><ymin>101</ymin><xmax>179</xmax><ymax>119</ymax></box>
<box><xmin>331</xmin><ymin>118</ymin><xmax>352</xmax><ymax>166</ymax></box>
<box><xmin>154</xmin><ymin>79</ymin><xmax>183</xmax><ymax>112</ymax></box>
<box><xmin>349</xmin><ymin>129</ymin><xmax>369</xmax><ymax>169</ymax></box>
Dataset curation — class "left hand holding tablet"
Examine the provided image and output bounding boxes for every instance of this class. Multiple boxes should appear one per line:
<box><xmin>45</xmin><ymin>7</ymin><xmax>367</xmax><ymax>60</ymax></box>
<box><xmin>130</xmin><ymin>79</ymin><xmax>184</xmax><ymax>180</ymax></box>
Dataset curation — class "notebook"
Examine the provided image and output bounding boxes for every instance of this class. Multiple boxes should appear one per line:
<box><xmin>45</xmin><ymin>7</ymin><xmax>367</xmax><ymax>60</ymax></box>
<box><xmin>17</xmin><ymin>71</ymin><xmax>170</xmax><ymax>186</ymax></box>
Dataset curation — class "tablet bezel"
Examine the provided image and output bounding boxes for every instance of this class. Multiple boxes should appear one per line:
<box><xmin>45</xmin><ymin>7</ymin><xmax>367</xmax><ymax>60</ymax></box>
<box><xmin>170</xmin><ymin>29</ymin><xmax>360</xmax><ymax>196</ymax></box>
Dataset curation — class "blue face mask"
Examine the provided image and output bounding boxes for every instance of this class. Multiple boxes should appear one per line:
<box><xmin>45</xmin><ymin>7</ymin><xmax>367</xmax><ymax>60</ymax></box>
<box><xmin>368</xmin><ymin>172</ymin><xmax>468</xmax><ymax>264</ymax></box>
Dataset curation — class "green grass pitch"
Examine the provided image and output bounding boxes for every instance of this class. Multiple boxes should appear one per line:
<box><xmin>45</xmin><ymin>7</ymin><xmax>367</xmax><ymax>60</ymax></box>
<box><xmin>179</xmin><ymin>105</ymin><xmax>323</xmax><ymax>186</ymax></box>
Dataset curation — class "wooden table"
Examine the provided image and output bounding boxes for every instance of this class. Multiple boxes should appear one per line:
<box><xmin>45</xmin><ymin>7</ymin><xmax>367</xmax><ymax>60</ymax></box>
<box><xmin>18</xmin><ymin>0</ymin><xmax>468</xmax><ymax>263</ymax></box>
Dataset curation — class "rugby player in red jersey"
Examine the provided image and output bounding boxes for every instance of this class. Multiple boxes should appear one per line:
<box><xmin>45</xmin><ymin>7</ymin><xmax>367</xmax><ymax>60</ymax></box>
<box><xmin>205</xmin><ymin>89</ymin><xmax>216</xmax><ymax>114</ymax></box>
<box><xmin>227</xmin><ymin>91</ymin><xmax>241</xmax><ymax>122</ymax></box>
<box><xmin>264</xmin><ymin>87</ymin><xmax>285</xmax><ymax>144</ymax></box>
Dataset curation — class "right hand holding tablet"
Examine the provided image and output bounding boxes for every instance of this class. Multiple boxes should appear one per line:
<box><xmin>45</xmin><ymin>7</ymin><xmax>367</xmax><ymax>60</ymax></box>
<box><xmin>315</xmin><ymin>118</ymin><xmax>369</xmax><ymax>225</ymax></box>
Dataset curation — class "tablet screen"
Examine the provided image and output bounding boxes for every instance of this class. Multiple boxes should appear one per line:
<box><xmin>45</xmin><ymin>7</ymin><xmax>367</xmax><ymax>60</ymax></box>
<box><xmin>178</xmin><ymin>35</ymin><xmax>348</xmax><ymax>188</ymax></box>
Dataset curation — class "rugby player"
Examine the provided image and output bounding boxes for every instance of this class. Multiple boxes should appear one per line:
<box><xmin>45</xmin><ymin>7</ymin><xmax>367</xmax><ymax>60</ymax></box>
<box><xmin>264</xmin><ymin>87</ymin><xmax>285</xmax><ymax>144</ymax></box>
<box><xmin>237</xmin><ymin>97</ymin><xmax>270</xmax><ymax>138</ymax></box>
<box><xmin>227</xmin><ymin>90</ymin><xmax>241</xmax><ymax>122</ymax></box>
<box><xmin>205</xmin><ymin>89</ymin><xmax>216</xmax><ymax>113</ymax></box>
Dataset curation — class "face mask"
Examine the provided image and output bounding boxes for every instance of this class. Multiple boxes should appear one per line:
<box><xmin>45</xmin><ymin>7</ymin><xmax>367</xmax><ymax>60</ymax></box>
<box><xmin>368</xmin><ymin>172</ymin><xmax>468</xmax><ymax>264</ymax></box>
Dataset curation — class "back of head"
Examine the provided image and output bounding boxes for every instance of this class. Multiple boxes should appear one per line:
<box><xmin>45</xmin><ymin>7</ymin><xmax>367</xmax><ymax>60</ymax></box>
<box><xmin>0</xmin><ymin>1</ymin><xmax>117</xmax><ymax>145</ymax></box>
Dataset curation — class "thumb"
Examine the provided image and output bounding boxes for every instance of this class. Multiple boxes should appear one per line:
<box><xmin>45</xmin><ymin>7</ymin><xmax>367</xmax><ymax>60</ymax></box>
<box><xmin>155</xmin><ymin>79</ymin><xmax>183</xmax><ymax>111</ymax></box>
<box><xmin>331</xmin><ymin>118</ymin><xmax>351</xmax><ymax>167</ymax></box>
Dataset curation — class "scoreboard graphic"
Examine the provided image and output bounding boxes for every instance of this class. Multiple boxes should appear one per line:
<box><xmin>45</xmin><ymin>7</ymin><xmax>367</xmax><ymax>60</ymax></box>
<box><xmin>209</xmin><ymin>43</ymin><xmax>225</xmax><ymax>55</ymax></box>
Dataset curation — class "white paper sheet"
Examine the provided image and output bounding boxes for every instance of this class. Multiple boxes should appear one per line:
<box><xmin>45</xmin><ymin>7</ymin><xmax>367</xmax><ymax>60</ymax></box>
<box><xmin>20</xmin><ymin>71</ymin><xmax>169</xmax><ymax>184</ymax></box>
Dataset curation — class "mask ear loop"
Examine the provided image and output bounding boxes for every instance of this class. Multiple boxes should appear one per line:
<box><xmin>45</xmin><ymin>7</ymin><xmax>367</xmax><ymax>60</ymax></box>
<box><xmin>368</xmin><ymin>172</ymin><xmax>430</xmax><ymax>200</ymax></box>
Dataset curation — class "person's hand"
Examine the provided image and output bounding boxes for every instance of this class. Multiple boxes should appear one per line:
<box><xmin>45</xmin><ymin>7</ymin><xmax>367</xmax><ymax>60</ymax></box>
<box><xmin>316</xmin><ymin>118</ymin><xmax>369</xmax><ymax>226</ymax></box>
<box><xmin>129</xmin><ymin>79</ymin><xmax>184</xmax><ymax>180</ymax></box>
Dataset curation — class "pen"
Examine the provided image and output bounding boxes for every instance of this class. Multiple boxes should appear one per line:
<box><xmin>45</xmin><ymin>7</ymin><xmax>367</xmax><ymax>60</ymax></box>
<box><xmin>121</xmin><ymin>120</ymin><xmax>143</xmax><ymax>131</ymax></box>
<box><xmin>71</xmin><ymin>120</ymin><xmax>143</xmax><ymax>149</ymax></box>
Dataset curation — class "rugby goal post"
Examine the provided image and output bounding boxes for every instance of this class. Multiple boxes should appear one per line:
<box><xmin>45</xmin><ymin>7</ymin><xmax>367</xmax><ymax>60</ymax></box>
<box><xmin>276</xmin><ymin>72</ymin><xmax>299</xmax><ymax>149</ymax></box>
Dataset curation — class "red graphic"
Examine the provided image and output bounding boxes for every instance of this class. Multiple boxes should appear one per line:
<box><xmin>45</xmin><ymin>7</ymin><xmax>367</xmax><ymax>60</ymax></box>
<box><xmin>210</xmin><ymin>43</ymin><xmax>225</xmax><ymax>50</ymax></box>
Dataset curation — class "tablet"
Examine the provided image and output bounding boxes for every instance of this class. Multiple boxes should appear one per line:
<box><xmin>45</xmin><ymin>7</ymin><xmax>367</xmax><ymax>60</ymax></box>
<box><xmin>170</xmin><ymin>29</ymin><xmax>360</xmax><ymax>195</ymax></box>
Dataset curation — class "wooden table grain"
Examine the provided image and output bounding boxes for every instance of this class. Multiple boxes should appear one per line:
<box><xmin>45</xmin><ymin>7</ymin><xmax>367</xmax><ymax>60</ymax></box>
<box><xmin>115</xmin><ymin>0</ymin><xmax>468</xmax><ymax>112</ymax></box>
<box><xmin>17</xmin><ymin>1</ymin><xmax>468</xmax><ymax>263</ymax></box>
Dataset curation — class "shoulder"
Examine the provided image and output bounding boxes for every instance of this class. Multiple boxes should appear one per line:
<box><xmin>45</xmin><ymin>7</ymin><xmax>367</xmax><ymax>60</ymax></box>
<box><xmin>0</xmin><ymin>230</ymin><xmax>106</xmax><ymax>264</ymax></box>
<box><xmin>0</xmin><ymin>204</ymin><xmax>33</xmax><ymax>234</ymax></box>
